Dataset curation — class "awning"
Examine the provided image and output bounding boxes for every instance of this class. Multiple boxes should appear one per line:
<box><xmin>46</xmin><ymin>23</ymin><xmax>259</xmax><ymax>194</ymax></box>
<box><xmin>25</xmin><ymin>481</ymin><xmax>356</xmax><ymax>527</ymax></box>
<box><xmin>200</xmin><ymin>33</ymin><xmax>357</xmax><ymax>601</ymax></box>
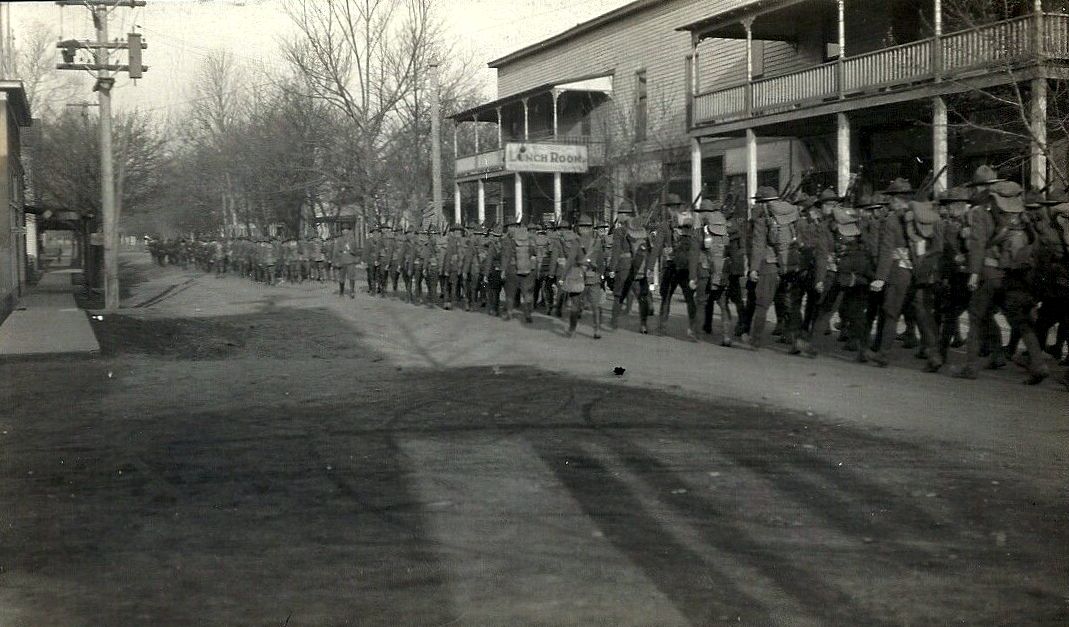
<box><xmin>451</xmin><ymin>74</ymin><xmax>613</xmax><ymax>123</ymax></box>
<box><xmin>676</xmin><ymin>0</ymin><xmax>827</xmax><ymax>42</ymax></box>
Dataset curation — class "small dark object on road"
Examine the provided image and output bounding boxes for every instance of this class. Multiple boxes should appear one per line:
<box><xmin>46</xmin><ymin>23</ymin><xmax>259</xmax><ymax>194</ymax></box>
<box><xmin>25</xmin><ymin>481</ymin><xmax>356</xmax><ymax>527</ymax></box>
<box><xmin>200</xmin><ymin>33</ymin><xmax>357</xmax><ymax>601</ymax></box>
<box><xmin>613</xmin><ymin>367</ymin><xmax>626</xmax><ymax>376</ymax></box>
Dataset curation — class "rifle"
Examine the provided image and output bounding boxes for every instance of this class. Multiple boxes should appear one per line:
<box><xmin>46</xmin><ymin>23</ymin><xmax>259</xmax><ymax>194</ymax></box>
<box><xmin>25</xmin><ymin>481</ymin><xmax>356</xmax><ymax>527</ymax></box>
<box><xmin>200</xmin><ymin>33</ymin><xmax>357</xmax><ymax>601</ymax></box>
<box><xmin>843</xmin><ymin>165</ymin><xmax>864</xmax><ymax>203</ymax></box>
<box><xmin>915</xmin><ymin>163</ymin><xmax>950</xmax><ymax>201</ymax></box>
<box><xmin>783</xmin><ymin>168</ymin><xmax>814</xmax><ymax>202</ymax></box>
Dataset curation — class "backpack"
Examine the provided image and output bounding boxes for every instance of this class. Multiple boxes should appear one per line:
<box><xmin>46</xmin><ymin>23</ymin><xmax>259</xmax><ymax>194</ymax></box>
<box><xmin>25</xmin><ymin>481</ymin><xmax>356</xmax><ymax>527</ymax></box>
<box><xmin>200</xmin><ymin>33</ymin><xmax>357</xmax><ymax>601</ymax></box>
<box><xmin>992</xmin><ymin>214</ymin><xmax>1034</xmax><ymax>270</ymax></box>
<box><xmin>513</xmin><ymin>228</ymin><xmax>533</xmax><ymax>275</ymax></box>
<box><xmin>766</xmin><ymin>203</ymin><xmax>801</xmax><ymax>271</ymax></box>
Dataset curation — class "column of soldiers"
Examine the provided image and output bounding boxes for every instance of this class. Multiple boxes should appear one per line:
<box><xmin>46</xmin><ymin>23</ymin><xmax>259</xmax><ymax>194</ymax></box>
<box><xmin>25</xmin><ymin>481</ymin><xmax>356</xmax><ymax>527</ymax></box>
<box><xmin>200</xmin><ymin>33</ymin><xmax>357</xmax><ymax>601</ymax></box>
<box><xmin>147</xmin><ymin>167</ymin><xmax>1069</xmax><ymax>391</ymax></box>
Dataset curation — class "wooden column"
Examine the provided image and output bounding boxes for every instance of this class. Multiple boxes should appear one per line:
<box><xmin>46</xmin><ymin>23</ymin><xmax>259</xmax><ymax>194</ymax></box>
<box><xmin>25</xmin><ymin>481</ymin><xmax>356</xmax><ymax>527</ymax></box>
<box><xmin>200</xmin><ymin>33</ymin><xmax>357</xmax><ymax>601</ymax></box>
<box><xmin>1031</xmin><ymin>78</ymin><xmax>1048</xmax><ymax>190</ymax></box>
<box><xmin>837</xmin><ymin>0</ymin><xmax>846</xmax><ymax>98</ymax></box>
<box><xmin>554</xmin><ymin>173</ymin><xmax>563</xmax><ymax>221</ymax></box>
<box><xmin>837</xmin><ymin>113</ymin><xmax>851</xmax><ymax>197</ymax></box>
<box><xmin>473</xmin><ymin>115</ymin><xmax>480</xmax><ymax>153</ymax></box>
<box><xmin>552</xmin><ymin>90</ymin><xmax>560</xmax><ymax>139</ymax></box>
<box><xmin>515</xmin><ymin>173</ymin><xmax>524</xmax><ymax>221</ymax></box>
<box><xmin>496</xmin><ymin>107</ymin><xmax>503</xmax><ymax>148</ymax></box>
<box><xmin>746</xmin><ymin>128</ymin><xmax>757</xmax><ymax>219</ymax></box>
<box><xmin>691</xmin><ymin>137</ymin><xmax>702</xmax><ymax>205</ymax></box>
<box><xmin>478</xmin><ymin>179</ymin><xmax>486</xmax><ymax>223</ymax></box>
<box><xmin>523</xmin><ymin>98</ymin><xmax>530</xmax><ymax>140</ymax></box>
<box><xmin>454</xmin><ymin>182</ymin><xmax>462</xmax><ymax>224</ymax></box>
<box><xmin>933</xmin><ymin>96</ymin><xmax>949</xmax><ymax>193</ymax></box>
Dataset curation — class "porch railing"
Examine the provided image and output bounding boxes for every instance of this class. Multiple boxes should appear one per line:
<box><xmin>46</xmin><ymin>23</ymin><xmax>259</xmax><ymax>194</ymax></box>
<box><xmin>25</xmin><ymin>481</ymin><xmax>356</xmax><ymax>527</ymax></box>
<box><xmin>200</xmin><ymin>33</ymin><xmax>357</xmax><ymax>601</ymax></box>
<box><xmin>456</xmin><ymin>149</ymin><xmax>504</xmax><ymax>175</ymax></box>
<box><xmin>692</xmin><ymin>13</ymin><xmax>1069</xmax><ymax>127</ymax></box>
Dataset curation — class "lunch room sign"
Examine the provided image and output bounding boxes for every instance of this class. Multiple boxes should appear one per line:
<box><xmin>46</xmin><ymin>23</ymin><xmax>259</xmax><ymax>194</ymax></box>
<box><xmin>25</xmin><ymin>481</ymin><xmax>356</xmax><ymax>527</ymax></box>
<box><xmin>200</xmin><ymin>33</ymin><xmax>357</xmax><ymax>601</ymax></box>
<box><xmin>505</xmin><ymin>142</ymin><xmax>589</xmax><ymax>173</ymax></box>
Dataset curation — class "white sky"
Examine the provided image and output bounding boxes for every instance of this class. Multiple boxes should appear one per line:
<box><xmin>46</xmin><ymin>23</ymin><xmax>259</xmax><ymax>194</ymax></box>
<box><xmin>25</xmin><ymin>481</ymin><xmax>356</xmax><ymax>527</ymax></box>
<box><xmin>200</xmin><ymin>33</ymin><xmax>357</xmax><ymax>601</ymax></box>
<box><xmin>9</xmin><ymin>0</ymin><xmax>634</xmax><ymax>119</ymax></box>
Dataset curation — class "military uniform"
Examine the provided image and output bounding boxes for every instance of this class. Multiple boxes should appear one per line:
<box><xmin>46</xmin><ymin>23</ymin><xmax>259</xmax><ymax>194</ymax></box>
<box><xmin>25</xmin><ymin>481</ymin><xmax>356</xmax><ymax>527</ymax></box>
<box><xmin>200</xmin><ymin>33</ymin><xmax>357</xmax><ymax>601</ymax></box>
<box><xmin>869</xmin><ymin>199</ymin><xmax>945</xmax><ymax>371</ymax></box>
<box><xmin>653</xmin><ymin>199</ymin><xmax>701</xmax><ymax>341</ymax></box>
<box><xmin>333</xmin><ymin>229</ymin><xmax>360</xmax><ymax>297</ymax></box>
<box><xmin>501</xmin><ymin>221</ymin><xmax>538</xmax><ymax>322</ymax></box>
<box><xmin>484</xmin><ymin>225</ymin><xmax>504</xmax><ymax>316</ymax></box>
<box><xmin>811</xmin><ymin>207</ymin><xmax>876</xmax><ymax>360</ymax></box>
<box><xmin>695</xmin><ymin>200</ymin><xmax>732</xmax><ymax>345</ymax></box>
<box><xmin>956</xmin><ymin>181</ymin><xmax>1048</xmax><ymax>383</ymax></box>
<box><xmin>561</xmin><ymin>215</ymin><xmax>607</xmax><ymax>338</ymax></box>
<box><xmin>747</xmin><ymin>187</ymin><xmax>803</xmax><ymax>349</ymax></box>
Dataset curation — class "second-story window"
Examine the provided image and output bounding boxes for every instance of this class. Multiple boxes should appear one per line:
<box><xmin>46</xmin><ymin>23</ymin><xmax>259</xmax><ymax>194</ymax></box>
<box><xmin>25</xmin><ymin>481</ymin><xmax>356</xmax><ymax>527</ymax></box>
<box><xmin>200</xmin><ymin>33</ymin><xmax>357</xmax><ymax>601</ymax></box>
<box><xmin>635</xmin><ymin>70</ymin><xmax>648</xmax><ymax>142</ymax></box>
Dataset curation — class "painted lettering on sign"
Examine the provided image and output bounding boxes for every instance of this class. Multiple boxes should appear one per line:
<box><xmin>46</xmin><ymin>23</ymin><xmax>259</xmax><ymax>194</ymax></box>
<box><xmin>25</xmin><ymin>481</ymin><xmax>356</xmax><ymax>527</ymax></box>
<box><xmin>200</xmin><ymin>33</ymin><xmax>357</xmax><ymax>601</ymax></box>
<box><xmin>505</xmin><ymin>143</ymin><xmax>589</xmax><ymax>173</ymax></box>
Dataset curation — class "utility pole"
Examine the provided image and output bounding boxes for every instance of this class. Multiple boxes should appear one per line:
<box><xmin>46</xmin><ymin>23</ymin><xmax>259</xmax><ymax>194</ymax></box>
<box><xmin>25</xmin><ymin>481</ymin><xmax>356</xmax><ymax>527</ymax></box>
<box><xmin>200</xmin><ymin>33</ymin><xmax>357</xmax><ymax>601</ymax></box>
<box><xmin>56</xmin><ymin>0</ymin><xmax>147</xmax><ymax>311</ymax></box>
<box><xmin>429</xmin><ymin>61</ymin><xmax>443</xmax><ymax>225</ymax></box>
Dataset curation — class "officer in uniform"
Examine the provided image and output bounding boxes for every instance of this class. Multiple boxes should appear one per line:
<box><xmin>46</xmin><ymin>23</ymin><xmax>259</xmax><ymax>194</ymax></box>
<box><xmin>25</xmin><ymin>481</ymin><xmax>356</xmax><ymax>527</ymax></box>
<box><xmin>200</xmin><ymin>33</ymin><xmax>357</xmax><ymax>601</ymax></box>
<box><xmin>724</xmin><ymin>194</ymin><xmax>750</xmax><ymax>339</ymax></box>
<box><xmin>955</xmin><ymin>181</ymin><xmax>1048</xmax><ymax>384</ymax></box>
<box><xmin>362</xmin><ymin>226</ymin><xmax>380</xmax><ymax>294</ymax></box>
<box><xmin>334</xmin><ymin>226</ymin><xmax>359</xmax><ymax>297</ymax></box>
<box><xmin>609</xmin><ymin>213</ymin><xmax>655</xmax><ymax>334</ymax></box>
<box><xmin>533</xmin><ymin>221</ymin><xmax>555</xmax><ymax>312</ymax></box>
<box><xmin>421</xmin><ymin>226</ymin><xmax>443</xmax><ymax>307</ymax></box>
<box><xmin>560</xmin><ymin>214</ymin><xmax>606</xmax><ymax>338</ymax></box>
<box><xmin>553</xmin><ymin>218</ymin><xmax>577</xmax><ymax>317</ymax></box>
<box><xmin>466</xmin><ymin>224</ymin><xmax>489</xmax><ymax>311</ymax></box>
<box><xmin>441</xmin><ymin>224</ymin><xmax>465</xmax><ymax>310</ymax></box>
<box><xmin>695</xmin><ymin>199</ymin><xmax>733</xmax><ymax>346</ymax></box>
<box><xmin>484</xmin><ymin>223</ymin><xmax>505</xmax><ymax>317</ymax></box>
<box><xmin>747</xmin><ymin>186</ymin><xmax>802</xmax><ymax>350</ymax></box>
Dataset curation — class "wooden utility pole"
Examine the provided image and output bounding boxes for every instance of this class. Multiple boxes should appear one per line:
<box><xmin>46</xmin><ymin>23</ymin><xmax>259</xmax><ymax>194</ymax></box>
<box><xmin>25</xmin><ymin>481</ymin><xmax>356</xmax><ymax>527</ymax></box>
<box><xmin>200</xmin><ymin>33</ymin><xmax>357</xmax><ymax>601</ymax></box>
<box><xmin>56</xmin><ymin>0</ymin><xmax>147</xmax><ymax>311</ymax></box>
<box><xmin>429</xmin><ymin>61</ymin><xmax>443</xmax><ymax>224</ymax></box>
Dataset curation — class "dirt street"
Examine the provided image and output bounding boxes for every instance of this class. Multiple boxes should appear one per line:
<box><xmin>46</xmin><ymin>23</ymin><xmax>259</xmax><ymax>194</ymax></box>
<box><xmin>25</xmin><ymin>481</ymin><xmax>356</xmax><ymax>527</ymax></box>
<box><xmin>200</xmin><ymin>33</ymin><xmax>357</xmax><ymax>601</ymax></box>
<box><xmin>1</xmin><ymin>253</ymin><xmax>1066</xmax><ymax>626</ymax></box>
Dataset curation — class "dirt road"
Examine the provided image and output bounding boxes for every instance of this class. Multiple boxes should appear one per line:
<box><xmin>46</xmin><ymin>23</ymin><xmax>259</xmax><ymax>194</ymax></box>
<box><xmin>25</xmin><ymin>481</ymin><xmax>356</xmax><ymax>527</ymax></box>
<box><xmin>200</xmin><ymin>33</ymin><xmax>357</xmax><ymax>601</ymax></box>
<box><xmin>1</xmin><ymin>253</ymin><xmax>1066</xmax><ymax>625</ymax></box>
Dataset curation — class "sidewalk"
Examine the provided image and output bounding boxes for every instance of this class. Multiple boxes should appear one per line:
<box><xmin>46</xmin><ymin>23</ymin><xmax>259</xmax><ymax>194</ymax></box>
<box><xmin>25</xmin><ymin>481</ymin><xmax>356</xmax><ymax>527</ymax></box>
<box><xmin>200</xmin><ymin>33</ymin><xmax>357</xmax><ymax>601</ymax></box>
<box><xmin>0</xmin><ymin>269</ymin><xmax>100</xmax><ymax>356</ymax></box>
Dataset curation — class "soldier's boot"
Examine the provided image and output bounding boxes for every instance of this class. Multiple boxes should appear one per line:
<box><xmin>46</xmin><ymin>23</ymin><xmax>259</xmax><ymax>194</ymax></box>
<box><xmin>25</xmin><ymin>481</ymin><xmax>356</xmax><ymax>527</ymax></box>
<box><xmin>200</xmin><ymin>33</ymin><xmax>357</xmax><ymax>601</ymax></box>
<box><xmin>348</xmin><ymin>279</ymin><xmax>356</xmax><ymax>299</ymax></box>
<box><xmin>638</xmin><ymin>299</ymin><xmax>650</xmax><ymax>335</ymax></box>
<box><xmin>523</xmin><ymin>301</ymin><xmax>534</xmax><ymax>324</ymax></box>
<box><xmin>610</xmin><ymin>301</ymin><xmax>622</xmax><ymax>330</ymax></box>
<box><xmin>567</xmin><ymin>311</ymin><xmax>579</xmax><ymax>338</ymax></box>
<box><xmin>592</xmin><ymin>307</ymin><xmax>602</xmax><ymax>340</ymax></box>
<box><xmin>748</xmin><ymin>306</ymin><xmax>769</xmax><ymax>350</ymax></box>
<box><xmin>685</xmin><ymin>318</ymin><xmax>699</xmax><ymax>343</ymax></box>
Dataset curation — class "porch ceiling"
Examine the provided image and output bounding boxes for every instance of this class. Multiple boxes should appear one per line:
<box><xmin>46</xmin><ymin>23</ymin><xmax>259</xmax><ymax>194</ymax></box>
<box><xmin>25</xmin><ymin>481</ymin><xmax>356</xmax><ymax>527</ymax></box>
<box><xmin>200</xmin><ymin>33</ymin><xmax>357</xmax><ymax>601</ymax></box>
<box><xmin>451</xmin><ymin>74</ymin><xmax>613</xmax><ymax>123</ymax></box>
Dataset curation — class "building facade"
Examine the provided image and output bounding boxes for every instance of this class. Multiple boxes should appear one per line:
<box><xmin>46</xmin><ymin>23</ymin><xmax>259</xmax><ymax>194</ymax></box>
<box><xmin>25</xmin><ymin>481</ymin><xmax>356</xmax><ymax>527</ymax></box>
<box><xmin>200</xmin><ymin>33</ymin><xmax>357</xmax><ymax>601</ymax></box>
<box><xmin>453</xmin><ymin>0</ymin><xmax>1069</xmax><ymax>224</ymax></box>
<box><xmin>0</xmin><ymin>81</ymin><xmax>31</xmax><ymax>320</ymax></box>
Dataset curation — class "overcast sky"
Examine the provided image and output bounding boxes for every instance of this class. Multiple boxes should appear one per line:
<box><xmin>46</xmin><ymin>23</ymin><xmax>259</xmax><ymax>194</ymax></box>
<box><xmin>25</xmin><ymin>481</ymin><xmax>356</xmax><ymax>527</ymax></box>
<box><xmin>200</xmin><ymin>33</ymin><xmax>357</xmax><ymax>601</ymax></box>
<box><xmin>10</xmin><ymin>0</ymin><xmax>633</xmax><ymax>119</ymax></box>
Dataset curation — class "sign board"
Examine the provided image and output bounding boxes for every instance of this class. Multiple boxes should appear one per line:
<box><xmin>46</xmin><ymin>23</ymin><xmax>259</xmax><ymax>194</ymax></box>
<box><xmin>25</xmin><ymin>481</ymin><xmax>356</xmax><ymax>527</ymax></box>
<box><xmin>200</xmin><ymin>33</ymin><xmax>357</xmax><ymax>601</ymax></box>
<box><xmin>505</xmin><ymin>142</ymin><xmax>589</xmax><ymax>173</ymax></box>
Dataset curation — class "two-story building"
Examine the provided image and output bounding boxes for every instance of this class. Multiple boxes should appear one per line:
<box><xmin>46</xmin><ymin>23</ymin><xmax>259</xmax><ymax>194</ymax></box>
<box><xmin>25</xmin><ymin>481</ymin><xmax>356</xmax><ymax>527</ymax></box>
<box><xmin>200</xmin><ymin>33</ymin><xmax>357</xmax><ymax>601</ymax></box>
<box><xmin>681</xmin><ymin>0</ymin><xmax>1069</xmax><ymax>204</ymax></box>
<box><xmin>454</xmin><ymin>0</ymin><xmax>1069</xmax><ymax>225</ymax></box>
<box><xmin>451</xmin><ymin>0</ymin><xmax>819</xmax><ymax>225</ymax></box>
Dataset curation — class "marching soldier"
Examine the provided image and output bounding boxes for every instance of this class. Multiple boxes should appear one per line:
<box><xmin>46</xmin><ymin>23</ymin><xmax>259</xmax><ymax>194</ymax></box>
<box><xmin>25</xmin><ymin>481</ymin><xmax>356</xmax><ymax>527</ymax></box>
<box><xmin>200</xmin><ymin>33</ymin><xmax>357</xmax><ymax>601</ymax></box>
<box><xmin>609</xmin><ymin>212</ymin><xmax>655</xmax><ymax>334</ymax></box>
<box><xmin>724</xmin><ymin>194</ymin><xmax>750</xmax><ymax>339</ymax></box>
<box><xmin>483</xmin><ymin>223</ymin><xmax>504</xmax><ymax>316</ymax></box>
<box><xmin>333</xmin><ymin>226</ymin><xmax>360</xmax><ymax>298</ymax></box>
<box><xmin>810</xmin><ymin>206</ymin><xmax>876</xmax><ymax>361</ymax></box>
<box><xmin>955</xmin><ymin>180</ymin><xmax>1048</xmax><ymax>384</ymax></box>
<box><xmin>387</xmin><ymin>226</ymin><xmax>406</xmax><ymax>296</ymax></box>
<box><xmin>746</xmin><ymin>186</ymin><xmax>802</xmax><ymax>350</ymax></box>
<box><xmin>533</xmin><ymin>221</ymin><xmax>556</xmax><ymax>313</ymax></box>
<box><xmin>653</xmin><ymin>194</ymin><xmax>700</xmax><ymax>341</ymax></box>
<box><xmin>938</xmin><ymin>187</ymin><xmax>974</xmax><ymax>362</ymax></box>
<box><xmin>560</xmin><ymin>215</ymin><xmax>607</xmax><ymax>338</ymax></box>
<box><xmin>466</xmin><ymin>224</ymin><xmax>489</xmax><ymax>311</ymax></box>
<box><xmin>501</xmin><ymin>219</ymin><xmax>538</xmax><ymax>323</ymax></box>
<box><xmin>695</xmin><ymin>199</ymin><xmax>733</xmax><ymax>346</ymax></box>
<box><xmin>552</xmin><ymin>218</ymin><xmax>577</xmax><ymax>317</ymax></box>
<box><xmin>420</xmin><ymin>226</ymin><xmax>443</xmax><ymax>307</ymax></box>
<box><xmin>868</xmin><ymin>195</ymin><xmax>945</xmax><ymax>372</ymax></box>
<box><xmin>362</xmin><ymin>226</ymin><xmax>380</xmax><ymax>294</ymax></box>
<box><xmin>411</xmin><ymin>228</ymin><xmax>429</xmax><ymax>305</ymax></box>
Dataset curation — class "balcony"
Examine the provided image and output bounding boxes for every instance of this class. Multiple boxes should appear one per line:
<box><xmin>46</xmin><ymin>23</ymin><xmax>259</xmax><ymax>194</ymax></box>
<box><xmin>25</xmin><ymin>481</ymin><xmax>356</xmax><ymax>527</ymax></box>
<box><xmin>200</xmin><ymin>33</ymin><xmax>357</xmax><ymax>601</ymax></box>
<box><xmin>692</xmin><ymin>14</ymin><xmax>1069</xmax><ymax>128</ymax></box>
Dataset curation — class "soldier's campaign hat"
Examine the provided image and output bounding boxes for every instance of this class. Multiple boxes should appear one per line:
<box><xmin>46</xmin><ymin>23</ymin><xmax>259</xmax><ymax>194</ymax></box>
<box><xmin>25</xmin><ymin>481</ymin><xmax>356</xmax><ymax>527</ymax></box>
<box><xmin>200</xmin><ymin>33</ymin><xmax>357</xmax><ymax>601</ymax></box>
<box><xmin>577</xmin><ymin>214</ymin><xmax>595</xmax><ymax>228</ymax></box>
<box><xmin>1025</xmin><ymin>190</ymin><xmax>1045</xmax><ymax>209</ymax></box>
<box><xmin>867</xmin><ymin>193</ymin><xmax>890</xmax><ymax>207</ymax></box>
<box><xmin>662</xmin><ymin>193</ymin><xmax>685</xmax><ymax>206</ymax></box>
<box><xmin>704</xmin><ymin>210</ymin><xmax>728</xmax><ymax>236</ymax></box>
<box><xmin>909</xmin><ymin>201</ymin><xmax>940</xmax><ymax>237</ymax></box>
<box><xmin>795</xmin><ymin>193</ymin><xmax>816</xmax><ymax>210</ymax></box>
<box><xmin>617</xmin><ymin>199</ymin><xmax>636</xmax><ymax>215</ymax></box>
<box><xmin>989</xmin><ymin>181</ymin><xmax>1025</xmax><ymax>213</ymax></box>
<box><xmin>449</xmin><ymin>223</ymin><xmax>464</xmax><ymax>232</ymax></box>
<box><xmin>695</xmin><ymin>199</ymin><xmax>717</xmax><ymax>212</ymax></box>
<box><xmin>595</xmin><ymin>217</ymin><xmax>609</xmax><ymax>229</ymax></box>
<box><xmin>752</xmin><ymin>186</ymin><xmax>780</xmax><ymax>202</ymax></box>
<box><xmin>556</xmin><ymin>217</ymin><xmax>572</xmax><ymax>230</ymax></box>
<box><xmin>856</xmin><ymin>194</ymin><xmax>875</xmax><ymax>208</ymax></box>
<box><xmin>817</xmin><ymin>187</ymin><xmax>843</xmax><ymax>203</ymax></box>
<box><xmin>967</xmin><ymin>164</ymin><xmax>1004</xmax><ymax>187</ymax></box>
<box><xmin>937</xmin><ymin>187</ymin><xmax>971</xmax><ymax>204</ymax></box>
<box><xmin>1040</xmin><ymin>188</ymin><xmax>1069</xmax><ymax>206</ymax></box>
<box><xmin>833</xmin><ymin>207</ymin><xmax>861</xmax><ymax>237</ymax></box>
<box><xmin>488</xmin><ymin>223</ymin><xmax>503</xmax><ymax>236</ymax></box>
<box><xmin>881</xmin><ymin>178</ymin><xmax>914</xmax><ymax>195</ymax></box>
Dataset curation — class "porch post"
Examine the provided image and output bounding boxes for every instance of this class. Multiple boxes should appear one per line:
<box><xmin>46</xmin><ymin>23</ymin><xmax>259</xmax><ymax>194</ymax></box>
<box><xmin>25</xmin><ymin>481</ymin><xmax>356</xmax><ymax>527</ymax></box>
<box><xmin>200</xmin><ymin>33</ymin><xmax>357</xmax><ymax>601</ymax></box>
<box><xmin>743</xmin><ymin>17</ymin><xmax>754</xmax><ymax>116</ymax></box>
<box><xmin>515</xmin><ymin>173</ymin><xmax>524</xmax><ymax>221</ymax></box>
<box><xmin>933</xmin><ymin>96</ymin><xmax>949</xmax><ymax>193</ymax></box>
<box><xmin>691</xmin><ymin>137</ymin><xmax>702</xmax><ymax>205</ymax></box>
<box><xmin>554</xmin><ymin>173</ymin><xmax>563</xmax><ymax>221</ymax></box>
<box><xmin>478</xmin><ymin>179</ymin><xmax>486</xmax><ymax>223</ymax></box>
<box><xmin>473</xmin><ymin>115</ymin><xmax>480</xmax><ymax>153</ymax></box>
<box><xmin>497</xmin><ymin>107</ymin><xmax>503</xmax><ymax>148</ymax></box>
<box><xmin>837</xmin><ymin>113</ymin><xmax>851</xmax><ymax>197</ymax></box>
<box><xmin>523</xmin><ymin>98</ymin><xmax>530</xmax><ymax>140</ymax></box>
<box><xmin>453</xmin><ymin>124</ymin><xmax>459</xmax><ymax>157</ymax></box>
<box><xmin>1031</xmin><ymin>78</ymin><xmax>1049</xmax><ymax>190</ymax></box>
<box><xmin>552</xmin><ymin>90</ymin><xmax>560</xmax><ymax>139</ymax></box>
<box><xmin>933</xmin><ymin>0</ymin><xmax>943</xmax><ymax>80</ymax></box>
<box><xmin>746</xmin><ymin>128</ymin><xmax>757</xmax><ymax>219</ymax></box>
<box><xmin>454</xmin><ymin>182</ymin><xmax>462</xmax><ymax>224</ymax></box>
<box><xmin>1035</xmin><ymin>0</ymin><xmax>1045</xmax><ymax>58</ymax></box>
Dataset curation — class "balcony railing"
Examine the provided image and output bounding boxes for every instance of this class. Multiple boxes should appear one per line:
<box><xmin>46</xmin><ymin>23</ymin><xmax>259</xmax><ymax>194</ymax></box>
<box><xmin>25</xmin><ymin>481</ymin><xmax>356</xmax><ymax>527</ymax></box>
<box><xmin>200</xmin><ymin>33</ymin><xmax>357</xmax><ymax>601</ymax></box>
<box><xmin>456</xmin><ymin>149</ymin><xmax>504</xmax><ymax>176</ymax></box>
<box><xmin>693</xmin><ymin>13</ymin><xmax>1068</xmax><ymax>127</ymax></box>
